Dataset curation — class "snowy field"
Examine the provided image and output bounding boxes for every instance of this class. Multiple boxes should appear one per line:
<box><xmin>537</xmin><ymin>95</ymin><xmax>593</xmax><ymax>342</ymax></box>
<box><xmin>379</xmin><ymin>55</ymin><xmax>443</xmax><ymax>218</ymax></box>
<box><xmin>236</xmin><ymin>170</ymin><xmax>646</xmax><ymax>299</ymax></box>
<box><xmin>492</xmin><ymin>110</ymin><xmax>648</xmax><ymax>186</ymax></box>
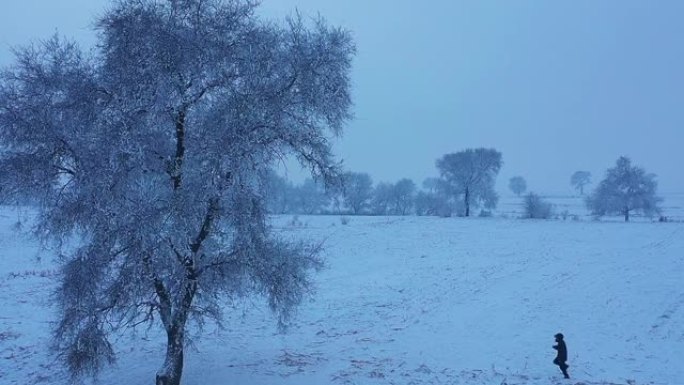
<box><xmin>1</xmin><ymin>203</ymin><xmax>683</xmax><ymax>385</ymax></box>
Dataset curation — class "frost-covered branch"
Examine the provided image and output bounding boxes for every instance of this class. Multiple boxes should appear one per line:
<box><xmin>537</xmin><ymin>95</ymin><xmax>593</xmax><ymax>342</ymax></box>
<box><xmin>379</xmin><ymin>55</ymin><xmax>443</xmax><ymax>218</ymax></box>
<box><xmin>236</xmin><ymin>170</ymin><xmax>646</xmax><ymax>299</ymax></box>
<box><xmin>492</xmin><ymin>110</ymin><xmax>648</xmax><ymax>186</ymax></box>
<box><xmin>0</xmin><ymin>1</ymin><xmax>353</xmax><ymax>384</ymax></box>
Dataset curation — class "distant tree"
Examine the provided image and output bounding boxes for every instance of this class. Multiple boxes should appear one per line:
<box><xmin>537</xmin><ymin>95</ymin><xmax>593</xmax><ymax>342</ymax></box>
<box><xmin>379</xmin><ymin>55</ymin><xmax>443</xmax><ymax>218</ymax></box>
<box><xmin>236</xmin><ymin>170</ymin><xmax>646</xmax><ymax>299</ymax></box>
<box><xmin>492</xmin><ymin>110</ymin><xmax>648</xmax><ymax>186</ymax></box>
<box><xmin>391</xmin><ymin>178</ymin><xmax>416</xmax><ymax>215</ymax></box>
<box><xmin>265</xmin><ymin>171</ymin><xmax>295</xmax><ymax>214</ymax></box>
<box><xmin>414</xmin><ymin>192</ymin><xmax>430</xmax><ymax>216</ymax></box>
<box><xmin>508</xmin><ymin>176</ymin><xmax>527</xmax><ymax>196</ymax></box>
<box><xmin>415</xmin><ymin>178</ymin><xmax>451</xmax><ymax>216</ymax></box>
<box><xmin>371</xmin><ymin>182</ymin><xmax>393</xmax><ymax>215</ymax></box>
<box><xmin>293</xmin><ymin>178</ymin><xmax>328</xmax><ymax>214</ymax></box>
<box><xmin>436</xmin><ymin>148</ymin><xmax>502</xmax><ymax>217</ymax></box>
<box><xmin>586</xmin><ymin>157</ymin><xmax>661</xmax><ymax>222</ymax></box>
<box><xmin>422</xmin><ymin>177</ymin><xmax>440</xmax><ymax>193</ymax></box>
<box><xmin>0</xmin><ymin>1</ymin><xmax>354</xmax><ymax>384</ymax></box>
<box><xmin>570</xmin><ymin>171</ymin><xmax>592</xmax><ymax>195</ymax></box>
<box><xmin>342</xmin><ymin>172</ymin><xmax>373</xmax><ymax>214</ymax></box>
<box><xmin>523</xmin><ymin>192</ymin><xmax>553</xmax><ymax>219</ymax></box>
<box><xmin>414</xmin><ymin>190</ymin><xmax>451</xmax><ymax>217</ymax></box>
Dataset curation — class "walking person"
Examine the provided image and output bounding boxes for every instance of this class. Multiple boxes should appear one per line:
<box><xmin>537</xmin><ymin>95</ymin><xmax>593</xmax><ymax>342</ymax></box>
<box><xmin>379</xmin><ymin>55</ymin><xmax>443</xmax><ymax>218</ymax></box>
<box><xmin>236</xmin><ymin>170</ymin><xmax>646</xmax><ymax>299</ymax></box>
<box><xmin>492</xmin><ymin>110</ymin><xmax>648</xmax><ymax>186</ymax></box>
<box><xmin>552</xmin><ymin>333</ymin><xmax>570</xmax><ymax>379</ymax></box>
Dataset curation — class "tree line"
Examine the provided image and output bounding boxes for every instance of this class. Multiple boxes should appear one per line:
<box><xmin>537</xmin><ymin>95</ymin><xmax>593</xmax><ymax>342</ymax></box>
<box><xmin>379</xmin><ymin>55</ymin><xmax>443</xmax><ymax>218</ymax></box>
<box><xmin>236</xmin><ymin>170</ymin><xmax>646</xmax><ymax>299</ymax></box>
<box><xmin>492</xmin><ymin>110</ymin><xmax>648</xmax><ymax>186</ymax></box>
<box><xmin>269</xmin><ymin>150</ymin><xmax>664</xmax><ymax>222</ymax></box>
<box><xmin>267</xmin><ymin>148</ymin><xmax>502</xmax><ymax>217</ymax></box>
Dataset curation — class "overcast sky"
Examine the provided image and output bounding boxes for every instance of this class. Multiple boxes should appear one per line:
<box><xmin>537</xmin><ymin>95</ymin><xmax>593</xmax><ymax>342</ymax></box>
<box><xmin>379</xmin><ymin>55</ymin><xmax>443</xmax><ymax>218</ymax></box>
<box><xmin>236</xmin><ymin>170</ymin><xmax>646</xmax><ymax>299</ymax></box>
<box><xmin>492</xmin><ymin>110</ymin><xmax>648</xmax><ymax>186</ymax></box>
<box><xmin>1</xmin><ymin>1</ymin><xmax>683</xmax><ymax>194</ymax></box>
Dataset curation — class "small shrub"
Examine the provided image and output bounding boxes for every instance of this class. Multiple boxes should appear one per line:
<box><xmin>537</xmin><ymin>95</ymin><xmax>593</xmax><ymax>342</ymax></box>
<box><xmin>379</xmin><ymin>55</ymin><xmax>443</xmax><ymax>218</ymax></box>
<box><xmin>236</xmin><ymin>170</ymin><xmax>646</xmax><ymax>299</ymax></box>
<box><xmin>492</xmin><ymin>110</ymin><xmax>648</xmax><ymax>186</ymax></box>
<box><xmin>523</xmin><ymin>193</ymin><xmax>553</xmax><ymax>219</ymax></box>
<box><xmin>340</xmin><ymin>216</ymin><xmax>350</xmax><ymax>225</ymax></box>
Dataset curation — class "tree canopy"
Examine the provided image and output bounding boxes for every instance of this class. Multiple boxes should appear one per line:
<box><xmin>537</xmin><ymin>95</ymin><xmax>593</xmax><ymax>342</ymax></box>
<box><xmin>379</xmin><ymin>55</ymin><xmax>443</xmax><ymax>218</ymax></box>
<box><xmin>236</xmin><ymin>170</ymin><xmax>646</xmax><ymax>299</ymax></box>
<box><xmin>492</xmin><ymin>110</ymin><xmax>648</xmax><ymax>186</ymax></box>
<box><xmin>436</xmin><ymin>148</ymin><xmax>502</xmax><ymax>217</ymax></box>
<box><xmin>0</xmin><ymin>1</ymin><xmax>354</xmax><ymax>384</ymax></box>
<box><xmin>570</xmin><ymin>171</ymin><xmax>592</xmax><ymax>195</ymax></box>
<box><xmin>341</xmin><ymin>172</ymin><xmax>373</xmax><ymax>214</ymax></box>
<box><xmin>586</xmin><ymin>157</ymin><xmax>661</xmax><ymax>221</ymax></box>
<box><xmin>508</xmin><ymin>176</ymin><xmax>527</xmax><ymax>196</ymax></box>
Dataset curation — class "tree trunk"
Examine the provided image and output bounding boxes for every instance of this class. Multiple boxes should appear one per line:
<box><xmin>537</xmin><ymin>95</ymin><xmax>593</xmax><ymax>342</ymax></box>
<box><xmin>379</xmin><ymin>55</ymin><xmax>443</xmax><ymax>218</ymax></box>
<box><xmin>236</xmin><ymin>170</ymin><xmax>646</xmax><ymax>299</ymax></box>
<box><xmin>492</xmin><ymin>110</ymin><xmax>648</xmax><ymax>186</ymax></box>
<box><xmin>624</xmin><ymin>209</ymin><xmax>630</xmax><ymax>222</ymax></box>
<box><xmin>156</xmin><ymin>203</ymin><xmax>204</xmax><ymax>385</ymax></box>
<box><xmin>464</xmin><ymin>187</ymin><xmax>470</xmax><ymax>217</ymax></box>
<box><xmin>156</xmin><ymin>326</ymin><xmax>185</xmax><ymax>385</ymax></box>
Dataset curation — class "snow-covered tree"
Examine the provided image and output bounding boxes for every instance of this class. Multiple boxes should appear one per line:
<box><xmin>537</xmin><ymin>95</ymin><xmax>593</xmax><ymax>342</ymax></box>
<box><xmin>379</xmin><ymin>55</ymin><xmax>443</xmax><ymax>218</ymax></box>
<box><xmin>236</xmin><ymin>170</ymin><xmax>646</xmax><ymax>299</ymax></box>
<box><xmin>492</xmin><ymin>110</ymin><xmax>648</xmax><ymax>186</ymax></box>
<box><xmin>391</xmin><ymin>178</ymin><xmax>416</xmax><ymax>215</ymax></box>
<box><xmin>293</xmin><ymin>178</ymin><xmax>329</xmax><ymax>214</ymax></box>
<box><xmin>341</xmin><ymin>172</ymin><xmax>373</xmax><ymax>214</ymax></box>
<box><xmin>0</xmin><ymin>1</ymin><xmax>354</xmax><ymax>384</ymax></box>
<box><xmin>371</xmin><ymin>182</ymin><xmax>393</xmax><ymax>215</ymax></box>
<box><xmin>570</xmin><ymin>171</ymin><xmax>591</xmax><ymax>195</ymax></box>
<box><xmin>422</xmin><ymin>177</ymin><xmax>440</xmax><ymax>193</ymax></box>
<box><xmin>508</xmin><ymin>176</ymin><xmax>527</xmax><ymax>196</ymax></box>
<box><xmin>436</xmin><ymin>148</ymin><xmax>502</xmax><ymax>217</ymax></box>
<box><xmin>523</xmin><ymin>192</ymin><xmax>553</xmax><ymax>219</ymax></box>
<box><xmin>413</xmin><ymin>178</ymin><xmax>452</xmax><ymax>216</ymax></box>
<box><xmin>370</xmin><ymin>178</ymin><xmax>416</xmax><ymax>215</ymax></box>
<box><xmin>265</xmin><ymin>171</ymin><xmax>295</xmax><ymax>214</ymax></box>
<box><xmin>414</xmin><ymin>190</ymin><xmax>450</xmax><ymax>217</ymax></box>
<box><xmin>586</xmin><ymin>157</ymin><xmax>661</xmax><ymax>222</ymax></box>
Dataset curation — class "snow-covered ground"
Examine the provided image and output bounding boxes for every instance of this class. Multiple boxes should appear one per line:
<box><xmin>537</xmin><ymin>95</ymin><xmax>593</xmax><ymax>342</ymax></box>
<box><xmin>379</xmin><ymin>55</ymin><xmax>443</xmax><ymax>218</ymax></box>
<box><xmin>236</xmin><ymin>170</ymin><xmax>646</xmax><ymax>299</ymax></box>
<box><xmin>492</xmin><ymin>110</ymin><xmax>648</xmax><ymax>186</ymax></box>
<box><xmin>1</xmin><ymin>204</ymin><xmax>683</xmax><ymax>385</ymax></box>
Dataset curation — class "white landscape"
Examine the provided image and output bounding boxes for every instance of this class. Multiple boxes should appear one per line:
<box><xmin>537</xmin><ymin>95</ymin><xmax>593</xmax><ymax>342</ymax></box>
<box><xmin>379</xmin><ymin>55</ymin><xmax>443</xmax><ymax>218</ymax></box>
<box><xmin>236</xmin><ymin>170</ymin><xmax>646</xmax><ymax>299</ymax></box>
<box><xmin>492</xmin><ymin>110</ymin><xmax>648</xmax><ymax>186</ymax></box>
<box><xmin>2</xmin><ymin>196</ymin><xmax>682</xmax><ymax>385</ymax></box>
<box><xmin>1</xmin><ymin>1</ymin><xmax>683</xmax><ymax>385</ymax></box>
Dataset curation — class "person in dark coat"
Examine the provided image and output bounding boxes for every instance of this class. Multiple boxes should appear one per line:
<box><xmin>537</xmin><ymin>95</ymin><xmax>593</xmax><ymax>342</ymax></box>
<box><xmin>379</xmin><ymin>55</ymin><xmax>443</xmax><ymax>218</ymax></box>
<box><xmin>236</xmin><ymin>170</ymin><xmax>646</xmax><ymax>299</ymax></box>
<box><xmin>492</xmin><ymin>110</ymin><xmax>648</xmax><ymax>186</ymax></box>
<box><xmin>552</xmin><ymin>332</ymin><xmax>570</xmax><ymax>378</ymax></box>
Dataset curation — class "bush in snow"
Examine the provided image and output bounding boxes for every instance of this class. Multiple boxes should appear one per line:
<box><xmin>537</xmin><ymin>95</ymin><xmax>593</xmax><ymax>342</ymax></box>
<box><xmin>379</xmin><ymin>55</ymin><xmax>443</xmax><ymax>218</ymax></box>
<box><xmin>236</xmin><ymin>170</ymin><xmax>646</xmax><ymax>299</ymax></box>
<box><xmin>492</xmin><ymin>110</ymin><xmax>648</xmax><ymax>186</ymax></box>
<box><xmin>523</xmin><ymin>193</ymin><xmax>553</xmax><ymax>219</ymax></box>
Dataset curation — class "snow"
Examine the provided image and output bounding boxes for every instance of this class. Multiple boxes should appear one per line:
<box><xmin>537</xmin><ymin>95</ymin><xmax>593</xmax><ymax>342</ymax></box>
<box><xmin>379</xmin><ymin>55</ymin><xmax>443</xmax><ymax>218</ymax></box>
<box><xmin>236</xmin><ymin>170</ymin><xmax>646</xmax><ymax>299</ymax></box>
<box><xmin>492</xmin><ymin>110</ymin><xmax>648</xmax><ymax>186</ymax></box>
<box><xmin>1</xmin><ymin>200</ymin><xmax>683</xmax><ymax>385</ymax></box>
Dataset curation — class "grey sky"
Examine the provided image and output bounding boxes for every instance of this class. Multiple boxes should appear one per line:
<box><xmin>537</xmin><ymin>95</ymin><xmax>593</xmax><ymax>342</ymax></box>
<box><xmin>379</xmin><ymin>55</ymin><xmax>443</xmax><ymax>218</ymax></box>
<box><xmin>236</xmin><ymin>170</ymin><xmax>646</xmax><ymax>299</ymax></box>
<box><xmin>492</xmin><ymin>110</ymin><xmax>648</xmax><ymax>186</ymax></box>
<box><xmin>2</xmin><ymin>1</ymin><xmax>683</xmax><ymax>194</ymax></box>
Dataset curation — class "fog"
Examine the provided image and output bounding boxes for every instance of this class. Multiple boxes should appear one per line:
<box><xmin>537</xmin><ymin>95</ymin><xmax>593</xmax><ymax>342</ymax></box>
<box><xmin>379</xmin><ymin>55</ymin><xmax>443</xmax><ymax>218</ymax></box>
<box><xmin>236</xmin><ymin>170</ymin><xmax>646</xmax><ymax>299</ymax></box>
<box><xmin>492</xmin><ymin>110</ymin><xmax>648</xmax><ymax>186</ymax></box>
<box><xmin>3</xmin><ymin>0</ymin><xmax>683</xmax><ymax>194</ymax></box>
